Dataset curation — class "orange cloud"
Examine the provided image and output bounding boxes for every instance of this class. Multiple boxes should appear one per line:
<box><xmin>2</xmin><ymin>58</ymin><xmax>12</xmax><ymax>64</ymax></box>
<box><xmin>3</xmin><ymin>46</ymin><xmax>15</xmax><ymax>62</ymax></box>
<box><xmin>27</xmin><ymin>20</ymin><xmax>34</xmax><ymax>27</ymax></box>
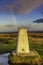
<box><xmin>0</xmin><ymin>0</ymin><xmax>43</xmax><ymax>14</ymax></box>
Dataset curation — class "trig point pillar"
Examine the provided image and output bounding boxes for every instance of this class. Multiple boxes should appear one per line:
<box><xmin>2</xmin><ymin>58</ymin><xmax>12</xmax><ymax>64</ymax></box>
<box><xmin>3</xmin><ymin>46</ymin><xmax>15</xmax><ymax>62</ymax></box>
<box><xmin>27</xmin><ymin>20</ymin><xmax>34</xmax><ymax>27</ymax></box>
<box><xmin>17</xmin><ymin>27</ymin><xmax>29</xmax><ymax>53</ymax></box>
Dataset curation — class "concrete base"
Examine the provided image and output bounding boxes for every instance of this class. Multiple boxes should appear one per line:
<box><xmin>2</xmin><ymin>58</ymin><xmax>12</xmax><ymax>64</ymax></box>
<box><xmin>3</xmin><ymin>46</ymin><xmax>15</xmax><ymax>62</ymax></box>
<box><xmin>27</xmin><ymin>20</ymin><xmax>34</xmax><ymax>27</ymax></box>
<box><xmin>8</xmin><ymin>51</ymin><xmax>41</xmax><ymax>64</ymax></box>
<box><xmin>12</xmin><ymin>51</ymin><xmax>37</xmax><ymax>56</ymax></box>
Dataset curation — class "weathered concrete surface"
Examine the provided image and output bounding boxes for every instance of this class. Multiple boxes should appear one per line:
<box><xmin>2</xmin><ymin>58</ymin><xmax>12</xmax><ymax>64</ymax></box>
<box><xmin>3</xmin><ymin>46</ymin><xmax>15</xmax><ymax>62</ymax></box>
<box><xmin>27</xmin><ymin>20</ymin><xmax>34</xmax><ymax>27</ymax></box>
<box><xmin>17</xmin><ymin>28</ymin><xmax>29</xmax><ymax>53</ymax></box>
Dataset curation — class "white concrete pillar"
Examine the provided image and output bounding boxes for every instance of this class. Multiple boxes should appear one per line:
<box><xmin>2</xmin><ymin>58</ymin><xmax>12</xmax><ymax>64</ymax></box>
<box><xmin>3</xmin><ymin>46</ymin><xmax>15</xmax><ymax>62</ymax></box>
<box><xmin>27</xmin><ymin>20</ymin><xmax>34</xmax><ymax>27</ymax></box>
<box><xmin>17</xmin><ymin>28</ymin><xmax>29</xmax><ymax>53</ymax></box>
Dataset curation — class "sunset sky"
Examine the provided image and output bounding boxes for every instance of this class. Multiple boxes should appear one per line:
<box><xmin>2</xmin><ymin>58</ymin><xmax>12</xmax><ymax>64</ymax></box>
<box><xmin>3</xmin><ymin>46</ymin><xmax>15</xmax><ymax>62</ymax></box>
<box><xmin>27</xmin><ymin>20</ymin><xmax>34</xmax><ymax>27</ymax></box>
<box><xmin>0</xmin><ymin>0</ymin><xmax>43</xmax><ymax>31</ymax></box>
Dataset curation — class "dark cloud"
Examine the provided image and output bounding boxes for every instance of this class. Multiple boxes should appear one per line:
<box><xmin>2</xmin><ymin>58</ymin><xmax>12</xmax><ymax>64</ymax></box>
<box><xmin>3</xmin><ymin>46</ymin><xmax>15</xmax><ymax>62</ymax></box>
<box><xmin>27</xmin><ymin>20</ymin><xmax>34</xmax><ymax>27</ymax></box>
<box><xmin>0</xmin><ymin>0</ymin><xmax>43</xmax><ymax>13</ymax></box>
<box><xmin>33</xmin><ymin>19</ymin><xmax>43</xmax><ymax>23</ymax></box>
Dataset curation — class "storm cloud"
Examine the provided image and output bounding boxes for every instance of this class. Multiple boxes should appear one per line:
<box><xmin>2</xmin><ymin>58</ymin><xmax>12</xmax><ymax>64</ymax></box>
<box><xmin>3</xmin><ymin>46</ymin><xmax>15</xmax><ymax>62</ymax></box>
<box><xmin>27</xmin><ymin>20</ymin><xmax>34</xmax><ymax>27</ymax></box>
<box><xmin>0</xmin><ymin>0</ymin><xmax>43</xmax><ymax>14</ymax></box>
<box><xmin>33</xmin><ymin>19</ymin><xmax>43</xmax><ymax>23</ymax></box>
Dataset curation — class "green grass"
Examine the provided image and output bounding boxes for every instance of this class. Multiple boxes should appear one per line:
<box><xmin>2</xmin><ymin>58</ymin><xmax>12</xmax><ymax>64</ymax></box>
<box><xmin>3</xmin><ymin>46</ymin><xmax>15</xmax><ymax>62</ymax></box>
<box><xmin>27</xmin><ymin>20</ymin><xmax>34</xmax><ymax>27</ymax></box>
<box><xmin>0</xmin><ymin>45</ymin><xmax>15</xmax><ymax>54</ymax></box>
<box><xmin>0</xmin><ymin>37</ymin><xmax>43</xmax><ymax>61</ymax></box>
<box><xmin>29</xmin><ymin>40</ymin><xmax>43</xmax><ymax>60</ymax></box>
<box><xmin>0</xmin><ymin>40</ymin><xmax>17</xmax><ymax>54</ymax></box>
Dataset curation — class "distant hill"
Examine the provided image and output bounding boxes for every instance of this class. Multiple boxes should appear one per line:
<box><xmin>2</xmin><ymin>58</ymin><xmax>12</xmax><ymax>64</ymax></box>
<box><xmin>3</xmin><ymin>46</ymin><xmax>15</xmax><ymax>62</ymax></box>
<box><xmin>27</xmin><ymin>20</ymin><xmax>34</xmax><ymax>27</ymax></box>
<box><xmin>33</xmin><ymin>19</ymin><xmax>43</xmax><ymax>23</ymax></box>
<box><xmin>0</xmin><ymin>30</ymin><xmax>43</xmax><ymax>34</ymax></box>
<box><xmin>0</xmin><ymin>24</ymin><xmax>43</xmax><ymax>33</ymax></box>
